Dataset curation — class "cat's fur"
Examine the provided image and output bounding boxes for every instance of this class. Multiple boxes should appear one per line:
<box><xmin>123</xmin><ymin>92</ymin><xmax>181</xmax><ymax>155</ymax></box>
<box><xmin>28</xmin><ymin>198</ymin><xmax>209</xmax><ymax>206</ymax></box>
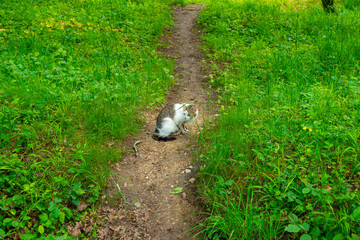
<box><xmin>152</xmin><ymin>103</ymin><xmax>198</xmax><ymax>141</ymax></box>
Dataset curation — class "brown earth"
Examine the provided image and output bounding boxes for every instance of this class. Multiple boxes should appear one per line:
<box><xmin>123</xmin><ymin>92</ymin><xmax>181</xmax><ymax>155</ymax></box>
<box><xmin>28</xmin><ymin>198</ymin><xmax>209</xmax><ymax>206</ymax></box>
<box><xmin>74</xmin><ymin>4</ymin><xmax>211</xmax><ymax>240</ymax></box>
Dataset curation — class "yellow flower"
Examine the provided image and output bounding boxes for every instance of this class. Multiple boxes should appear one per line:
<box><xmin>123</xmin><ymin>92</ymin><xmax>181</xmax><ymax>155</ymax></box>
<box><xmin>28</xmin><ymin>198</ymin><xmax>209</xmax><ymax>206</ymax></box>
<box><xmin>309</xmin><ymin>128</ymin><xmax>313</xmax><ymax>132</ymax></box>
<box><xmin>303</xmin><ymin>127</ymin><xmax>307</xmax><ymax>130</ymax></box>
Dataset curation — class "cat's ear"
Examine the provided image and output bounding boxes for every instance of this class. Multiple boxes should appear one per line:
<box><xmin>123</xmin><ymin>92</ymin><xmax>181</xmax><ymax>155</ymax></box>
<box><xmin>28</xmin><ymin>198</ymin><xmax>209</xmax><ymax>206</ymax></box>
<box><xmin>185</xmin><ymin>104</ymin><xmax>194</xmax><ymax>111</ymax></box>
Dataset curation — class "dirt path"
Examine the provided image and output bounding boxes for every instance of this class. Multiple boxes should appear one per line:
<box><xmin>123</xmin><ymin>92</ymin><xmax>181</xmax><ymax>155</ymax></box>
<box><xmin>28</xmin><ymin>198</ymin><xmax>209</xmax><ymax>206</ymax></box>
<box><xmin>82</xmin><ymin>4</ymin><xmax>208</xmax><ymax>240</ymax></box>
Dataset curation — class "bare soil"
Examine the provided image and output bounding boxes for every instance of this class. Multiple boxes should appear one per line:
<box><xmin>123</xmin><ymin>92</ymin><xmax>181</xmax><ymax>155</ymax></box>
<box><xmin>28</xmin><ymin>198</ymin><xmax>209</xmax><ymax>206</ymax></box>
<box><xmin>77</xmin><ymin>4</ymin><xmax>209</xmax><ymax>240</ymax></box>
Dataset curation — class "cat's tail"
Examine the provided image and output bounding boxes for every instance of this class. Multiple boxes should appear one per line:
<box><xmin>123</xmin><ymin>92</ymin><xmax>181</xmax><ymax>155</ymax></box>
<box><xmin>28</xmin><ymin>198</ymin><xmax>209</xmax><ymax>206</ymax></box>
<box><xmin>152</xmin><ymin>130</ymin><xmax>176</xmax><ymax>142</ymax></box>
<box><xmin>152</xmin><ymin>134</ymin><xmax>176</xmax><ymax>142</ymax></box>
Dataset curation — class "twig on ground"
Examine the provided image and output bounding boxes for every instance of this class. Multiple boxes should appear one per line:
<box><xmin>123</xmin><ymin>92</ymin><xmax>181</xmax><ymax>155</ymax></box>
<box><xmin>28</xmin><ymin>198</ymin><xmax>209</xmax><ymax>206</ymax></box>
<box><xmin>133</xmin><ymin>140</ymin><xmax>141</xmax><ymax>157</ymax></box>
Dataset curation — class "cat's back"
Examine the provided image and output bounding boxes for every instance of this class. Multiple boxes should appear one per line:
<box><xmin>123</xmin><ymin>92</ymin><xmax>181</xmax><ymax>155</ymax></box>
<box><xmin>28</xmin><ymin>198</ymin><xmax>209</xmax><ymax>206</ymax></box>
<box><xmin>156</xmin><ymin>104</ymin><xmax>175</xmax><ymax>126</ymax></box>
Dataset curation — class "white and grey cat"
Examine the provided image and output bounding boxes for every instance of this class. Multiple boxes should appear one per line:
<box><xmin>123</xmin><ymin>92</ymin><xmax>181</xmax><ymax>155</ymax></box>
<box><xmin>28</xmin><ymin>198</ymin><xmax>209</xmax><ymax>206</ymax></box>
<box><xmin>152</xmin><ymin>103</ymin><xmax>198</xmax><ymax>141</ymax></box>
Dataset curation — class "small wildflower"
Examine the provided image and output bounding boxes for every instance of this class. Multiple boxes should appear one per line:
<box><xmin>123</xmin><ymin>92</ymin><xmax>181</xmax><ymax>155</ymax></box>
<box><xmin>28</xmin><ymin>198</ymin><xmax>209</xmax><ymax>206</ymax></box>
<box><xmin>309</xmin><ymin>128</ymin><xmax>313</xmax><ymax>132</ymax></box>
<box><xmin>59</xmin><ymin>147</ymin><xmax>64</xmax><ymax>152</ymax></box>
<box><xmin>303</xmin><ymin>127</ymin><xmax>307</xmax><ymax>130</ymax></box>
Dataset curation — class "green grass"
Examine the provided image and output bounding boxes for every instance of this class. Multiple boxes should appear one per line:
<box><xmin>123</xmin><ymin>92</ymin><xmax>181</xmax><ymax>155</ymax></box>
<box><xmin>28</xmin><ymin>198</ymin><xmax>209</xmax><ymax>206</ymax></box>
<box><xmin>195</xmin><ymin>0</ymin><xmax>360</xmax><ymax>239</ymax></box>
<box><xmin>0</xmin><ymin>0</ymin><xmax>176</xmax><ymax>238</ymax></box>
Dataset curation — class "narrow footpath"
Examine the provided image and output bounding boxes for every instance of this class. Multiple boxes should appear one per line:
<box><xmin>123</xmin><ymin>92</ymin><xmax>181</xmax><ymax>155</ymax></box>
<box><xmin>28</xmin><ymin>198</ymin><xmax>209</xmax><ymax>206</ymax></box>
<box><xmin>88</xmin><ymin>4</ymin><xmax>208</xmax><ymax>239</ymax></box>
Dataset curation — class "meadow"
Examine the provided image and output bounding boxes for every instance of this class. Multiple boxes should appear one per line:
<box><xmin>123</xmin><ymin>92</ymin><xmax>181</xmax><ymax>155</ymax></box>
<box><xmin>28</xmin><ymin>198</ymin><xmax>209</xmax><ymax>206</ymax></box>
<box><xmin>2</xmin><ymin>0</ymin><xmax>360</xmax><ymax>239</ymax></box>
<box><xmin>195</xmin><ymin>0</ymin><xmax>360</xmax><ymax>239</ymax></box>
<box><xmin>0</xmin><ymin>0</ymin><xmax>175</xmax><ymax>238</ymax></box>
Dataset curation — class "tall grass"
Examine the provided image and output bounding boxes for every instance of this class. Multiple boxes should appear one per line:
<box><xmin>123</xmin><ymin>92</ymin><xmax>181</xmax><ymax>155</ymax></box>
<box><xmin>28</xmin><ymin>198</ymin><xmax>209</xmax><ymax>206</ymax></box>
<box><xmin>0</xmin><ymin>0</ymin><xmax>175</xmax><ymax>238</ymax></box>
<box><xmin>196</xmin><ymin>0</ymin><xmax>360</xmax><ymax>239</ymax></box>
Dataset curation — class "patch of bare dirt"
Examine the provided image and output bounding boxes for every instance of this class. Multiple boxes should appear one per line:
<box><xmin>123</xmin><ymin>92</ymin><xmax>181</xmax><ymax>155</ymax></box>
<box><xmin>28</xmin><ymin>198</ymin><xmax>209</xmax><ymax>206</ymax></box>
<box><xmin>84</xmin><ymin>4</ymin><xmax>209</xmax><ymax>240</ymax></box>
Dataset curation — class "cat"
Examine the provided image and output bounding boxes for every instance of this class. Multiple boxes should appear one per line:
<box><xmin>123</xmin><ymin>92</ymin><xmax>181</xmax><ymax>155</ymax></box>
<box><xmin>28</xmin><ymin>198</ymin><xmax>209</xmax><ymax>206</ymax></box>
<box><xmin>152</xmin><ymin>103</ymin><xmax>198</xmax><ymax>141</ymax></box>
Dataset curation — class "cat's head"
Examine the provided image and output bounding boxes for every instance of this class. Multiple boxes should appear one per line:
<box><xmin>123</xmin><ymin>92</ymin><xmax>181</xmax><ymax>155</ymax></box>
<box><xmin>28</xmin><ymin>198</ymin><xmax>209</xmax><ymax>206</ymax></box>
<box><xmin>182</xmin><ymin>110</ymin><xmax>191</xmax><ymax>121</ymax></box>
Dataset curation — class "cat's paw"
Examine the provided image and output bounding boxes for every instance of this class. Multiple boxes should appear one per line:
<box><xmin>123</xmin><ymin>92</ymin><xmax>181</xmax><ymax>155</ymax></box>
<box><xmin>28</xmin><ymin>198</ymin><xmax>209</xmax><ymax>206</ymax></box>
<box><xmin>171</xmin><ymin>130</ymin><xmax>181</xmax><ymax>136</ymax></box>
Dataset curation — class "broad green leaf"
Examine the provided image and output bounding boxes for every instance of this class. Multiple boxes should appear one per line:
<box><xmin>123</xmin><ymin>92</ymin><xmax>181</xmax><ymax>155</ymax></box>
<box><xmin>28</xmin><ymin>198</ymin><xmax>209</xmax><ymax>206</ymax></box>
<box><xmin>3</xmin><ymin>218</ymin><xmax>12</xmax><ymax>225</ymax></box>
<box><xmin>325</xmin><ymin>195</ymin><xmax>334</xmax><ymax>204</ymax></box>
<box><xmin>288</xmin><ymin>213</ymin><xmax>299</xmax><ymax>223</ymax></box>
<box><xmin>22</xmin><ymin>216</ymin><xmax>31</xmax><ymax>221</ymax></box>
<box><xmin>72</xmin><ymin>198</ymin><xmax>80</xmax><ymax>206</ymax></box>
<box><xmin>38</xmin><ymin>225</ymin><xmax>45</xmax><ymax>234</ymax></box>
<box><xmin>44</xmin><ymin>219</ymin><xmax>53</xmax><ymax>228</ymax></box>
<box><xmin>217</xmin><ymin>176</ymin><xmax>224</xmax><ymax>185</ymax></box>
<box><xmin>285</xmin><ymin>224</ymin><xmax>301</xmax><ymax>233</ymax></box>
<box><xmin>20</xmin><ymin>233</ymin><xmax>37</xmax><ymax>240</ymax></box>
<box><xmin>53</xmin><ymin>197</ymin><xmax>62</xmax><ymax>203</ymax></box>
<box><xmin>172</xmin><ymin>187</ymin><xmax>183</xmax><ymax>194</ymax></box>
<box><xmin>11</xmin><ymin>220</ymin><xmax>19</xmax><ymax>227</ymax></box>
<box><xmin>35</xmin><ymin>202</ymin><xmax>47</xmax><ymax>211</ymax></box>
<box><xmin>310</xmin><ymin>227</ymin><xmax>321</xmax><ymax>238</ymax></box>
<box><xmin>0</xmin><ymin>229</ymin><xmax>5</xmax><ymax>238</ymax></box>
<box><xmin>59</xmin><ymin>212</ymin><xmax>65</xmax><ymax>223</ymax></box>
<box><xmin>333</xmin><ymin>233</ymin><xmax>344</xmax><ymax>240</ymax></box>
<box><xmin>300</xmin><ymin>222</ymin><xmax>310</xmax><ymax>231</ymax></box>
<box><xmin>351</xmin><ymin>207</ymin><xmax>360</xmax><ymax>221</ymax></box>
<box><xmin>64</xmin><ymin>207</ymin><xmax>73</xmax><ymax>218</ymax></box>
<box><xmin>48</xmin><ymin>202</ymin><xmax>56</xmax><ymax>212</ymax></box>
<box><xmin>39</xmin><ymin>213</ymin><xmax>48</xmax><ymax>222</ymax></box>
<box><xmin>224</xmin><ymin>180</ymin><xmax>234</xmax><ymax>186</ymax></box>
<box><xmin>300</xmin><ymin>234</ymin><xmax>312</xmax><ymax>240</ymax></box>
<box><xmin>19</xmin><ymin>221</ymin><xmax>26</xmax><ymax>228</ymax></box>
<box><xmin>50</xmin><ymin>206</ymin><xmax>61</xmax><ymax>218</ymax></box>
<box><xmin>75</xmin><ymin>188</ymin><xmax>85</xmax><ymax>195</ymax></box>
<box><xmin>10</xmin><ymin>209</ymin><xmax>16</xmax><ymax>215</ymax></box>
<box><xmin>0</xmin><ymin>205</ymin><xmax>9</xmax><ymax>211</ymax></box>
<box><xmin>302</xmin><ymin>188</ymin><xmax>311</xmax><ymax>194</ymax></box>
<box><xmin>72</xmin><ymin>182</ymin><xmax>81</xmax><ymax>191</ymax></box>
